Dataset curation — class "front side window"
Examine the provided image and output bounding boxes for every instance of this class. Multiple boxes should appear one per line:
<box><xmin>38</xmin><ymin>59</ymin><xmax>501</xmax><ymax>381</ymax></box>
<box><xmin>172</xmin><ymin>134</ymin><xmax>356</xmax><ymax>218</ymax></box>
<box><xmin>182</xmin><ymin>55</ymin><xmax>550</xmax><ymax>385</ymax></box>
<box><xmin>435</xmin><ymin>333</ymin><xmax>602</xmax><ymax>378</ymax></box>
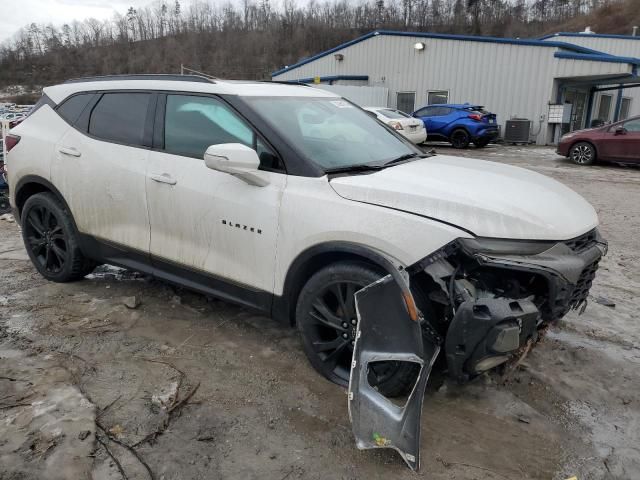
<box><xmin>245</xmin><ymin>96</ymin><xmax>419</xmax><ymax>171</ymax></box>
<box><xmin>623</xmin><ymin>118</ymin><xmax>640</xmax><ymax>132</ymax></box>
<box><xmin>89</xmin><ymin>93</ymin><xmax>151</xmax><ymax>146</ymax></box>
<box><xmin>164</xmin><ymin>95</ymin><xmax>281</xmax><ymax>170</ymax></box>
<box><xmin>428</xmin><ymin>90</ymin><xmax>449</xmax><ymax>105</ymax></box>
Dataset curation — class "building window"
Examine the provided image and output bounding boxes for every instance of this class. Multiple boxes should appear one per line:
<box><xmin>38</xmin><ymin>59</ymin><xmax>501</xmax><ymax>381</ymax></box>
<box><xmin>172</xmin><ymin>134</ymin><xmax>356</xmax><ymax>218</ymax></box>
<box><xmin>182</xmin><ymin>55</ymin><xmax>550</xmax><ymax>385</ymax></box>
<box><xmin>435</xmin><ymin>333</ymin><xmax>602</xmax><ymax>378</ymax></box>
<box><xmin>620</xmin><ymin>97</ymin><xmax>632</xmax><ymax>121</ymax></box>
<box><xmin>596</xmin><ymin>94</ymin><xmax>613</xmax><ymax>122</ymax></box>
<box><xmin>427</xmin><ymin>90</ymin><xmax>449</xmax><ymax>105</ymax></box>
<box><xmin>396</xmin><ymin>92</ymin><xmax>416</xmax><ymax>114</ymax></box>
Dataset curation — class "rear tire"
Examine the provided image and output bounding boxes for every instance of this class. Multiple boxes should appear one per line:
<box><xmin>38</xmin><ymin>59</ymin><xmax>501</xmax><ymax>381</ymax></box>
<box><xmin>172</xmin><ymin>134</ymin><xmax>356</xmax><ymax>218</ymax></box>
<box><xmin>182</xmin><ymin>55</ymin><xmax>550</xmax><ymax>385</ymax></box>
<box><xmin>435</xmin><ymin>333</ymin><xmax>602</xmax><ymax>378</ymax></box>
<box><xmin>450</xmin><ymin>129</ymin><xmax>470</xmax><ymax>149</ymax></box>
<box><xmin>21</xmin><ymin>192</ymin><xmax>96</xmax><ymax>282</ymax></box>
<box><xmin>570</xmin><ymin>142</ymin><xmax>596</xmax><ymax>165</ymax></box>
<box><xmin>296</xmin><ymin>262</ymin><xmax>420</xmax><ymax>397</ymax></box>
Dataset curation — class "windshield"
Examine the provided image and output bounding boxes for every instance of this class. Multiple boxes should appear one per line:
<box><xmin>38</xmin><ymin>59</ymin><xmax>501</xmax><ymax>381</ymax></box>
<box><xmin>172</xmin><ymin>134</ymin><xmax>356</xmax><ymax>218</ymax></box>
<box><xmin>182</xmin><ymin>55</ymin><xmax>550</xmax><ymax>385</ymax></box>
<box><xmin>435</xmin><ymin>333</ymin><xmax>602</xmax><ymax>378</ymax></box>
<box><xmin>244</xmin><ymin>97</ymin><xmax>419</xmax><ymax>170</ymax></box>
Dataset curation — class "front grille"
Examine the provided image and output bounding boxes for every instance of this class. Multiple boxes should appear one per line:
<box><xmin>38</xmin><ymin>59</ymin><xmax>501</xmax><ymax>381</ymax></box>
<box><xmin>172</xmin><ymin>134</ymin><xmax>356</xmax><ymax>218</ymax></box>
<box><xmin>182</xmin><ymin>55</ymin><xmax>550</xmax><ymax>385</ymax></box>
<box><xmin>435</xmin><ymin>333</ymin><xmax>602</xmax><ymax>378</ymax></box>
<box><xmin>565</xmin><ymin>229</ymin><xmax>598</xmax><ymax>254</ymax></box>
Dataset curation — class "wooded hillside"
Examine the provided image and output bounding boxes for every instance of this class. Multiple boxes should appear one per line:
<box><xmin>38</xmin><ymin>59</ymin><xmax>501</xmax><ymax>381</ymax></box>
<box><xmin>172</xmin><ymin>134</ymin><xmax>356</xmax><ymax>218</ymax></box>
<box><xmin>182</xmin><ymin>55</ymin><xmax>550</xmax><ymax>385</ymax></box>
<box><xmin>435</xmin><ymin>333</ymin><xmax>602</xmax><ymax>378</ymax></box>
<box><xmin>0</xmin><ymin>0</ymin><xmax>637</xmax><ymax>88</ymax></box>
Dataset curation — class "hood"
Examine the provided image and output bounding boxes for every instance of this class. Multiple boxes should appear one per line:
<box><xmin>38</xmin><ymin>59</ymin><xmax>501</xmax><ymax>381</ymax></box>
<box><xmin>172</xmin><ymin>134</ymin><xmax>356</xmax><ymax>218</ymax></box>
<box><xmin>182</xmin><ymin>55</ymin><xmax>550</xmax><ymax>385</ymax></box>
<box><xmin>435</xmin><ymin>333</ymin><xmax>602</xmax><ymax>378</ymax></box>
<box><xmin>329</xmin><ymin>155</ymin><xmax>598</xmax><ymax>240</ymax></box>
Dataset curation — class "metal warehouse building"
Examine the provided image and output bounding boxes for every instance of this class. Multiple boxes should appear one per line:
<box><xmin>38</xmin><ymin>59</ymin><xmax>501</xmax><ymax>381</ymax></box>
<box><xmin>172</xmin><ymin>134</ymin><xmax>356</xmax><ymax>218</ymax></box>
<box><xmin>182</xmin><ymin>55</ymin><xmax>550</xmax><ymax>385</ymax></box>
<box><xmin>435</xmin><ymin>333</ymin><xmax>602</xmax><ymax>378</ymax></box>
<box><xmin>272</xmin><ymin>31</ymin><xmax>640</xmax><ymax>145</ymax></box>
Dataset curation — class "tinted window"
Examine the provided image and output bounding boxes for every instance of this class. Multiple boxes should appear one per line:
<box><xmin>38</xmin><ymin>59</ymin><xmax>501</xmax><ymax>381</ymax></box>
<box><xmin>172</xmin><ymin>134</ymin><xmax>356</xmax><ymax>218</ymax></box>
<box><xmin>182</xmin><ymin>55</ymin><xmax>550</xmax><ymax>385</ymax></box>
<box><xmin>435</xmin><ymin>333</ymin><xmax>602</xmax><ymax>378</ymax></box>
<box><xmin>89</xmin><ymin>93</ymin><xmax>151</xmax><ymax>146</ymax></box>
<box><xmin>164</xmin><ymin>95</ymin><xmax>281</xmax><ymax>170</ymax></box>
<box><xmin>57</xmin><ymin>94</ymin><xmax>94</xmax><ymax>125</ymax></box>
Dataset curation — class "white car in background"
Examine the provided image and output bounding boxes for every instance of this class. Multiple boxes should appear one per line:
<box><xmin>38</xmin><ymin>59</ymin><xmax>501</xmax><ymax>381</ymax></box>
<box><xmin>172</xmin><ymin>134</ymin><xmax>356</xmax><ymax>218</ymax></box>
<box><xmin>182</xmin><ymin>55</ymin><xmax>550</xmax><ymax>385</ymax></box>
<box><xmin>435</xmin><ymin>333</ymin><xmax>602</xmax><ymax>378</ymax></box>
<box><xmin>364</xmin><ymin>106</ymin><xmax>427</xmax><ymax>144</ymax></box>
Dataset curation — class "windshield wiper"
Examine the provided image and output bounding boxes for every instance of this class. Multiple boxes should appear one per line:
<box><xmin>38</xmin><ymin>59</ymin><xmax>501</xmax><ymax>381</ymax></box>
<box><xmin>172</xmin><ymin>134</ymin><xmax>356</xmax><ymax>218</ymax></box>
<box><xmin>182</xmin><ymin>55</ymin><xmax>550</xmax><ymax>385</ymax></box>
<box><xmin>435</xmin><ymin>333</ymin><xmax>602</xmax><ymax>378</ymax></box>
<box><xmin>383</xmin><ymin>153</ymin><xmax>421</xmax><ymax>166</ymax></box>
<box><xmin>325</xmin><ymin>164</ymin><xmax>386</xmax><ymax>174</ymax></box>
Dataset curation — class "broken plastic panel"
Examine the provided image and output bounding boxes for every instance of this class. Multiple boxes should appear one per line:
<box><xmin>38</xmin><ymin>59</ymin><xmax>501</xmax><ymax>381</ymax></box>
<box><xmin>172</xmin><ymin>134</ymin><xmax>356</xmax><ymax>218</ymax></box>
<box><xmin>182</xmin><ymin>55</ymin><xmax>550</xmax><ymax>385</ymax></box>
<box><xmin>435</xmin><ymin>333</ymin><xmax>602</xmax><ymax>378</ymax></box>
<box><xmin>348</xmin><ymin>275</ymin><xmax>440</xmax><ymax>471</ymax></box>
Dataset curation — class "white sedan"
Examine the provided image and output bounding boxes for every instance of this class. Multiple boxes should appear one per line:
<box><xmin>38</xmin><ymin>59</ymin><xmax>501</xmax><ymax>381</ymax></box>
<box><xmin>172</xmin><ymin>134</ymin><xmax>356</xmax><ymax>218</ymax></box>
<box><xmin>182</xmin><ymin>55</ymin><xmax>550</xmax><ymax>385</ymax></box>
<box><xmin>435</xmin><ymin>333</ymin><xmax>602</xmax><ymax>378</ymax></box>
<box><xmin>363</xmin><ymin>107</ymin><xmax>427</xmax><ymax>144</ymax></box>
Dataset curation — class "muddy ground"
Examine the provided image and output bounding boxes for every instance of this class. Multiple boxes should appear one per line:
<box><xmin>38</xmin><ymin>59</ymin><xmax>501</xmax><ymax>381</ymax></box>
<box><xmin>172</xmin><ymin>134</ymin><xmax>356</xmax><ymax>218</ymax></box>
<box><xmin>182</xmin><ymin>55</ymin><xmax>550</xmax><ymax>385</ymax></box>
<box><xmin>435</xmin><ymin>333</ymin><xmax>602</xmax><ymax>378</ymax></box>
<box><xmin>1</xmin><ymin>145</ymin><xmax>639</xmax><ymax>480</ymax></box>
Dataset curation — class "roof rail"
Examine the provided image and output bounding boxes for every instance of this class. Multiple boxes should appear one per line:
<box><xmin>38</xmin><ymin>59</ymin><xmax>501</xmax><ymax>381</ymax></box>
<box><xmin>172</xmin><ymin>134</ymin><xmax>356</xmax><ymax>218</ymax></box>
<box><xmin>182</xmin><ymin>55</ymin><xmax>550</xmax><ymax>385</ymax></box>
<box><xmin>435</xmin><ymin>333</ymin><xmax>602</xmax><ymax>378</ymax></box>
<box><xmin>64</xmin><ymin>74</ymin><xmax>215</xmax><ymax>84</ymax></box>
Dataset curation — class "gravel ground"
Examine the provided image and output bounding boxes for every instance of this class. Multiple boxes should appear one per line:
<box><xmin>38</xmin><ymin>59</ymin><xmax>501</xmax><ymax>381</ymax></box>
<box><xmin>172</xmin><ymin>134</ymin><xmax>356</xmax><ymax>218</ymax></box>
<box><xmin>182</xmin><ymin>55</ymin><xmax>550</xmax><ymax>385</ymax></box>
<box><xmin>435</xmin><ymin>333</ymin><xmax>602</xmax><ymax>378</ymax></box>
<box><xmin>1</xmin><ymin>144</ymin><xmax>639</xmax><ymax>480</ymax></box>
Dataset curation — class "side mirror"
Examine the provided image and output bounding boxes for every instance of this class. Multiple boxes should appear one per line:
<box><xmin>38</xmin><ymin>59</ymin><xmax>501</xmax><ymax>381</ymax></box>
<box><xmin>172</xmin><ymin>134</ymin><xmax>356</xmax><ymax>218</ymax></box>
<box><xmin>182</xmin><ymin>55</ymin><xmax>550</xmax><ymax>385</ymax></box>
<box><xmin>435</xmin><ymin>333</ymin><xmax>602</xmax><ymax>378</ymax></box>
<box><xmin>204</xmin><ymin>143</ymin><xmax>269</xmax><ymax>187</ymax></box>
<box><xmin>614</xmin><ymin>126</ymin><xmax>626</xmax><ymax>135</ymax></box>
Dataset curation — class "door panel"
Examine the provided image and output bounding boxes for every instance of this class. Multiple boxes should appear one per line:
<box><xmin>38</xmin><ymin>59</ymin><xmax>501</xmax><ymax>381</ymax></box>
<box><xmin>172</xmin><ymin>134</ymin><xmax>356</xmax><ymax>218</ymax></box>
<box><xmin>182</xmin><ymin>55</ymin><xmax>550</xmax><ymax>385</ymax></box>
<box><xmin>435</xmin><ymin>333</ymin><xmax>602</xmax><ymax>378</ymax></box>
<box><xmin>146</xmin><ymin>94</ymin><xmax>286</xmax><ymax>293</ymax></box>
<box><xmin>599</xmin><ymin>119</ymin><xmax>640</xmax><ymax>162</ymax></box>
<box><xmin>51</xmin><ymin>93</ymin><xmax>151</xmax><ymax>253</ymax></box>
<box><xmin>146</xmin><ymin>151</ymin><xmax>285</xmax><ymax>292</ymax></box>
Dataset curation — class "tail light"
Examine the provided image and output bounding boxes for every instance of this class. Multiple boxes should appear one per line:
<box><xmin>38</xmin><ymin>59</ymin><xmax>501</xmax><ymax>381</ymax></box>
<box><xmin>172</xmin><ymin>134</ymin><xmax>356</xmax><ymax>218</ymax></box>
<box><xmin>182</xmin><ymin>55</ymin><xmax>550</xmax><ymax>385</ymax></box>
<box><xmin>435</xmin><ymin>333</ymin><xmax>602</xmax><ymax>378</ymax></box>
<box><xmin>5</xmin><ymin>134</ymin><xmax>21</xmax><ymax>152</ymax></box>
<box><xmin>389</xmin><ymin>121</ymin><xmax>404</xmax><ymax>131</ymax></box>
<box><xmin>468</xmin><ymin>114</ymin><xmax>483</xmax><ymax>121</ymax></box>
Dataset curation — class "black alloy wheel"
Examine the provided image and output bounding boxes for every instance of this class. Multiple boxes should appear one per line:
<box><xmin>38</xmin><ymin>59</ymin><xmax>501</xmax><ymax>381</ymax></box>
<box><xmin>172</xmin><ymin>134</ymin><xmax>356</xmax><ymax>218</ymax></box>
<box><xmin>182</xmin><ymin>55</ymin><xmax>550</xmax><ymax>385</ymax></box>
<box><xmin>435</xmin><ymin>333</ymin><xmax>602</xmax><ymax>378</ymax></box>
<box><xmin>450</xmin><ymin>129</ymin><xmax>471</xmax><ymax>149</ymax></box>
<box><xmin>21</xmin><ymin>192</ymin><xmax>96</xmax><ymax>282</ymax></box>
<box><xmin>24</xmin><ymin>204</ymin><xmax>68</xmax><ymax>275</ymax></box>
<box><xmin>296</xmin><ymin>263</ymin><xmax>420</xmax><ymax>398</ymax></box>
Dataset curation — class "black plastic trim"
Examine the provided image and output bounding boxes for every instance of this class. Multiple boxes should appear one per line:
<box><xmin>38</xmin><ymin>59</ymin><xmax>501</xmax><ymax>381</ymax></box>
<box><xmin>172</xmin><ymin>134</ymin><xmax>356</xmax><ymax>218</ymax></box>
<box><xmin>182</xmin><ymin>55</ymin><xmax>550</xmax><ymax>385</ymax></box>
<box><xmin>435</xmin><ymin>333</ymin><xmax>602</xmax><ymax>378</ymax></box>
<box><xmin>13</xmin><ymin>175</ymin><xmax>77</xmax><ymax>227</ymax></box>
<box><xmin>273</xmin><ymin>241</ymin><xmax>404</xmax><ymax>324</ymax></box>
<box><xmin>77</xmin><ymin>234</ymin><xmax>274</xmax><ymax>314</ymax></box>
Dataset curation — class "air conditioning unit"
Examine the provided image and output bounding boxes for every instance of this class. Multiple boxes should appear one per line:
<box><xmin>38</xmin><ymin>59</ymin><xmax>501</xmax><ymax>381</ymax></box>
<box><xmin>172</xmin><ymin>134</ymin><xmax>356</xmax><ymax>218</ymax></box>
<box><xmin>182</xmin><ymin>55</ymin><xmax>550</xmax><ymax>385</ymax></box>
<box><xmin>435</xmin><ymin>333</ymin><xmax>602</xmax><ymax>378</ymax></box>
<box><xmin>504</xmin><ymin>119</ymin><xmax>531</xmax><ymax>144</ymax></box>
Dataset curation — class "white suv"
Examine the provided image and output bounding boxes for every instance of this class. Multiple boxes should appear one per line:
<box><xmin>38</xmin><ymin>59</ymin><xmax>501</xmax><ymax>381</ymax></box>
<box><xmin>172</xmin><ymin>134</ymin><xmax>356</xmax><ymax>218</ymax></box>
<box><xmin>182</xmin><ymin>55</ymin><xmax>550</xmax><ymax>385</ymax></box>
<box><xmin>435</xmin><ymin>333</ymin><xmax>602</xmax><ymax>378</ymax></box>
<box><xmin>7</xmin><ymin>75</ymin><xmax>605</xmax><ymax>468</ymax></box>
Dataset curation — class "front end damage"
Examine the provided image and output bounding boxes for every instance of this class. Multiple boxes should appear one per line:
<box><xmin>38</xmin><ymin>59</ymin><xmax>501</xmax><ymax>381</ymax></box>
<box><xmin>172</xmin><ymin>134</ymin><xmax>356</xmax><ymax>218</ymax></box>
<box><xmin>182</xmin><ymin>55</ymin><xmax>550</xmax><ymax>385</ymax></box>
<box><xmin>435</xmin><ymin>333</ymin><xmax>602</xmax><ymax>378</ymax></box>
<box><xmin>348</xmin><ymin>229</ymin><xmax>607</xmax><ymax>470</ymax></box>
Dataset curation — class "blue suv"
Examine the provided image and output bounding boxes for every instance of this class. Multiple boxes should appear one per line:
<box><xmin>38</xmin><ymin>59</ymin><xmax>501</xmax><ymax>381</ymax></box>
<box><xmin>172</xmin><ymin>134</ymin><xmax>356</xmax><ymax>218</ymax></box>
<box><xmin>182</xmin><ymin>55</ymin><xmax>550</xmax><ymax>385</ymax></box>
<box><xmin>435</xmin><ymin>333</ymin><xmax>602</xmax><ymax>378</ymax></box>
<box><xmin>413</xmin><ymin>104</ymin><xmax>498</xmax><ymax>148</ymax></box>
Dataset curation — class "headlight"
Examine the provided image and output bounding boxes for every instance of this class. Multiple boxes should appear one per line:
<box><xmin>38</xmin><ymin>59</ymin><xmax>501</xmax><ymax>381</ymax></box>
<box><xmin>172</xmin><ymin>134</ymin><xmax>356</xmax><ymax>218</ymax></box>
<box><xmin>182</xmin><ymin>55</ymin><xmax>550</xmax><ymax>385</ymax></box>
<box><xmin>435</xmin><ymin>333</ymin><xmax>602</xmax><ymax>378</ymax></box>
<box><xmin>560</xmin><ymin>132</ymin><xmax>576</xmax><ymax>141</ymax></box>
<box><xmin>459</xmin><ymin>237</ymin><xmax>557</xmax><ymax>256</ymax></box>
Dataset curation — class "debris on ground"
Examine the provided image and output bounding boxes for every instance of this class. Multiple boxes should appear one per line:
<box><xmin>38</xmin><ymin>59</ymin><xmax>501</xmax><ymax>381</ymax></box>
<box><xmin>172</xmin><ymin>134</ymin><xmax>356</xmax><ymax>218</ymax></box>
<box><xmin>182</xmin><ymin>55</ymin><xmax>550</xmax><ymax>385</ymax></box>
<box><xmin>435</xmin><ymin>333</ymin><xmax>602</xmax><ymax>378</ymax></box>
<box><xmin>593</xmin><ymin>295</ymin><xmax>616</xmax><ymax>308</ymax></box>
<box><xmin>0</xmin><ymin>213</ymin><xmax>14</xmax><ymax>222</ymax></box>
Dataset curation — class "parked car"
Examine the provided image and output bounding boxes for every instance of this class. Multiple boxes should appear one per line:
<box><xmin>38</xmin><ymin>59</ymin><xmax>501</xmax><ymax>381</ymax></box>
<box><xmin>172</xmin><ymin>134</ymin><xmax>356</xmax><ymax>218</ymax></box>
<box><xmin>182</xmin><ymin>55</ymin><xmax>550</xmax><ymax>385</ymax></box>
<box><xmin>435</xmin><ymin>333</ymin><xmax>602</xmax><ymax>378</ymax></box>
<box><xmin>363</xmin><ymin>106</ymin><xmax>427</xmax><ymax>144</ymax></box>
<box><xmin>413</xmin><ymin>103</ymin><xmax>498</xmax><ymax>148</ymax></box>
<box><xmin>7</xmin><ymin>75</ymin><xmax>605</xmax><ymax>468</ymax></box>
<box><xmin>557</xmin><ymin>115</ymin><xmax>640</xmax><ymax>166</ymax></box>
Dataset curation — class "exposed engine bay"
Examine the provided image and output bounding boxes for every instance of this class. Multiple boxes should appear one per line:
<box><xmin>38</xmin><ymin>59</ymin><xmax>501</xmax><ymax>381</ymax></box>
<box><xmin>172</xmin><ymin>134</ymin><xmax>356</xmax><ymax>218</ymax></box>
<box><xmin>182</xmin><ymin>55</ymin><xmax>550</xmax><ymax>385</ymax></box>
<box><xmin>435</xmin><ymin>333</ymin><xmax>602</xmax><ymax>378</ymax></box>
<box><xmin>348</xmin><ymin>228</ymin><xmax>607</xmax><ymax>470</ymax></box>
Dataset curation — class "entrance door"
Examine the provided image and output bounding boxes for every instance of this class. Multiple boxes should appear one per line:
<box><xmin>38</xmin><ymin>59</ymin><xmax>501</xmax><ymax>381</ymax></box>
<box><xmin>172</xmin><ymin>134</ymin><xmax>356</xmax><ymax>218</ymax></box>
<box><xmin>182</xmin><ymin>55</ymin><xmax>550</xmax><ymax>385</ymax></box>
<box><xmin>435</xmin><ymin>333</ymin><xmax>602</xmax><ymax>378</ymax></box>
<box><xmin>564</xmin><ymin>90</ymin><xmax>587</xmax><ymax>131</ymax></box>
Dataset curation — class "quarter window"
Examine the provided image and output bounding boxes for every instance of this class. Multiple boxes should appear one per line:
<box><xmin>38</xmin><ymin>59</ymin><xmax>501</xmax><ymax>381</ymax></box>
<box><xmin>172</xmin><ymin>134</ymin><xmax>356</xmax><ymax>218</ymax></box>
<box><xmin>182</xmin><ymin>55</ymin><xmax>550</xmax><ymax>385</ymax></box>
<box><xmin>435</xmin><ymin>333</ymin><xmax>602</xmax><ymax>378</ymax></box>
<box><xmin>57</xmin><ymin>93</ymin><xmax>94</xmax><ymax>125</ymax></box>
<box><xmin>89</xmin><ymin>93</ymin><xmax>151</xmax><ymax>146</ymax></box>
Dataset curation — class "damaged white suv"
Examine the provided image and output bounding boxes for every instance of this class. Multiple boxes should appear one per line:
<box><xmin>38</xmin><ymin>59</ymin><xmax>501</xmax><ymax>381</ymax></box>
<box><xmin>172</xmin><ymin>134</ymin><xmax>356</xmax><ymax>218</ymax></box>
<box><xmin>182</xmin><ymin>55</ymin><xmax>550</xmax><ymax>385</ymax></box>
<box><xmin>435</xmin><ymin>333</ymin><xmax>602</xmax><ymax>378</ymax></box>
<box><xmin>7</xmin><ymin>75</ymin><xmax>606</xmax><ymax>469</ymax></box>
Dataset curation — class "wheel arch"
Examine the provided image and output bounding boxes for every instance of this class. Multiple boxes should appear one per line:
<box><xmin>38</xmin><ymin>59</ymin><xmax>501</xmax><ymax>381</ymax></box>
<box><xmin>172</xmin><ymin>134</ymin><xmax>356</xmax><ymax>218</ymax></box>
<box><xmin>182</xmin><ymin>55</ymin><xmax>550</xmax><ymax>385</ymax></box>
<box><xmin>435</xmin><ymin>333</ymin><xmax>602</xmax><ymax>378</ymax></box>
<box><xmin>273</xmin><ymin>242</ymin><xmax>401</xmax><ymax>326</ymax></box>
<box><xmin>14</xmin><ymin>176</ymin><xmax>76</xmax><ymax>230</ymax></box>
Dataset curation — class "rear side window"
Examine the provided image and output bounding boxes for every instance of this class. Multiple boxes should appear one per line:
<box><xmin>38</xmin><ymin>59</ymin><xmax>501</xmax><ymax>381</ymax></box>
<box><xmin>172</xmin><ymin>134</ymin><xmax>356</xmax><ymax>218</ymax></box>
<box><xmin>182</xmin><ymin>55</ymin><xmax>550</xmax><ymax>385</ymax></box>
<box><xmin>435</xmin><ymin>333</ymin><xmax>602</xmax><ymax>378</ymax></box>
<box><xmin>57</xmin><ymin>94</ymin><xmax>94</xmax><ymax>125</ymax></box>
<box><xmin>89</xmin><ymin>93</ymin><xmax>151</xmax><ymax>146</ymax></box>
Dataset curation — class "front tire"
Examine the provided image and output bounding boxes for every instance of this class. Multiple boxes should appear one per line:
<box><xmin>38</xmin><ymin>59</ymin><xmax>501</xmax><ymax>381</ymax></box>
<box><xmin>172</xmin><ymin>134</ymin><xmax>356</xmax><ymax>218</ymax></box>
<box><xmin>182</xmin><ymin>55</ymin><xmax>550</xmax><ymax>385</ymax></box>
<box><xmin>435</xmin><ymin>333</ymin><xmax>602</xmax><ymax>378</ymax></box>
<box><xmin>21</xmin><ymin>192</ymin><xmax>96</xmax><ymax>282</ymax></box>
<box><xmin>570</xmin><ymin>142</ymin><xmax>596</xmax><ymax>165</ymax></box>
<box><xmin>295</xmin><ymin>262</ymin><xmax>419</xmax><ymax>398</ymax></box>
<box><xmin>450</xmin><ymin>129</ymin><xmax>470</xmax><ymax>149</ymax></box>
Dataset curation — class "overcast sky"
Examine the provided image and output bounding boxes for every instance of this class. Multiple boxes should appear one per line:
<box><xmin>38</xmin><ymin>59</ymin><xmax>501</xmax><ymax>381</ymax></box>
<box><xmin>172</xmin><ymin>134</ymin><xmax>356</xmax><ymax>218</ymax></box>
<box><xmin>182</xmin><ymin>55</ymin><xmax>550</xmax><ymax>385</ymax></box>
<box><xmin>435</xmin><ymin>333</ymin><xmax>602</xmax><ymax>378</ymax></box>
<box><xmin>0</xmin><ymin>0</ymin><xmax>169</xmax><ymax>44</ymax></box>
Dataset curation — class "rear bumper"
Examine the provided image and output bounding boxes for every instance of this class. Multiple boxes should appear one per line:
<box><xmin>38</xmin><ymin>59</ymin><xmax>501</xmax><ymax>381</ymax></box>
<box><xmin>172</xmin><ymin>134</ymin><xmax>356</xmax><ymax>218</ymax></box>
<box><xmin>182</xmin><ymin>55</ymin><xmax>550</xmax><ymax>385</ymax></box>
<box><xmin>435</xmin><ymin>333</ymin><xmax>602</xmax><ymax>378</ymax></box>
<box><xmin>473</xmin><ymin>127</ymin><xmax>499</xmax><ymax>141</ymax></box>
<box><xmin>401</xmin><ymin>128</ymin><xmax>427</xmax><ymax>144</ymax></box>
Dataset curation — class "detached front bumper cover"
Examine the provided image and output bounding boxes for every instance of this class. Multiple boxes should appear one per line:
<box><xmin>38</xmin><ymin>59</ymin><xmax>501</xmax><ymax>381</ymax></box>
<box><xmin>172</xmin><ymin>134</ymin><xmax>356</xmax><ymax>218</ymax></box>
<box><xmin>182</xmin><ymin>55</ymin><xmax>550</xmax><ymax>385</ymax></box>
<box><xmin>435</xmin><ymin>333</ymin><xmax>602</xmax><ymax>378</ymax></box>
<box><xmin>348</xmin><ymin>275</ymin><xmax>440</xmax><ymax>471</ymax></box>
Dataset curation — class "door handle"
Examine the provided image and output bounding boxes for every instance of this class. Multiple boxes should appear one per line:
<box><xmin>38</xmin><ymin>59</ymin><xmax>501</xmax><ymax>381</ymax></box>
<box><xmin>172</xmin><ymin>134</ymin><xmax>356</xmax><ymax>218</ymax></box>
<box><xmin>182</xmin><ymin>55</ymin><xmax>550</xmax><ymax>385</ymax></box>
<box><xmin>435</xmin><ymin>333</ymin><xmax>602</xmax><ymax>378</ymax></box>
<box><xmin>57</xmin><ymin>146</ymin><xmax>81</xmax><ymax>157</ymax></box>
<box><xmin>149</xmin><ymin>173</ymin><xmax>177</xmax><ymax>185</ymax></box>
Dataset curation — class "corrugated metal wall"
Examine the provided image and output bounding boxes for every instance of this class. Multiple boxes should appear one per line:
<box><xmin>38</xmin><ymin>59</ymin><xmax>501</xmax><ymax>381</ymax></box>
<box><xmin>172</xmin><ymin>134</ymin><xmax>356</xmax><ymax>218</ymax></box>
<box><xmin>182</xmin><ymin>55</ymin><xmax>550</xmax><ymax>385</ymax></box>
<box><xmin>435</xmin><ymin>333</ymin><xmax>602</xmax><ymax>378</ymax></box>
<box><xmin>310</xmin><ymin>84</ymin><xmax>389</xmax><ymax>107</ymax></box>
<box><xmin>545</xmin><ymin>34</ymin><xmax>640</xmax><ymax>120</ymax></box>
<box><xmin>274</xmin><ymin>34</ymin><xmax>635</xmax><ymax>144</ymax></box>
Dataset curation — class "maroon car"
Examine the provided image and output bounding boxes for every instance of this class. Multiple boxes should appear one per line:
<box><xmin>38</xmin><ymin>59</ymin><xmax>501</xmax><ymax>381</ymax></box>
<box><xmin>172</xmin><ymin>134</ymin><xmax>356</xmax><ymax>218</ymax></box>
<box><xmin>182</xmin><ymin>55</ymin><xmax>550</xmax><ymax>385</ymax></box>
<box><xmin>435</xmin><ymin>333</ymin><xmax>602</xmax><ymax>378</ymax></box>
<box><xmin>557</xmin><ymin>115</ymin><xmax>640</xmax><ymax>165</ymax></box>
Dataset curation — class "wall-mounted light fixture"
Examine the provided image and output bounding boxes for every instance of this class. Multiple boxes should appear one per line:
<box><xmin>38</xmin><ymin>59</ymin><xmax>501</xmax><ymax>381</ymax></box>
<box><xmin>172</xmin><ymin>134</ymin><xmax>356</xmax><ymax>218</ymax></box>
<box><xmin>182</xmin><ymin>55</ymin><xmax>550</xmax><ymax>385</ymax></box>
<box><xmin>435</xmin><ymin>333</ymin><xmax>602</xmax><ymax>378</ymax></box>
<box><xmin>414</xmin><ymin>42</ymin><xmax>426</xmax><ymax>51</ymax></box>
<box><xmin>334</xmin><ymin>53</ymin><xmax>344</xmax><ymax>61</ymax></box>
